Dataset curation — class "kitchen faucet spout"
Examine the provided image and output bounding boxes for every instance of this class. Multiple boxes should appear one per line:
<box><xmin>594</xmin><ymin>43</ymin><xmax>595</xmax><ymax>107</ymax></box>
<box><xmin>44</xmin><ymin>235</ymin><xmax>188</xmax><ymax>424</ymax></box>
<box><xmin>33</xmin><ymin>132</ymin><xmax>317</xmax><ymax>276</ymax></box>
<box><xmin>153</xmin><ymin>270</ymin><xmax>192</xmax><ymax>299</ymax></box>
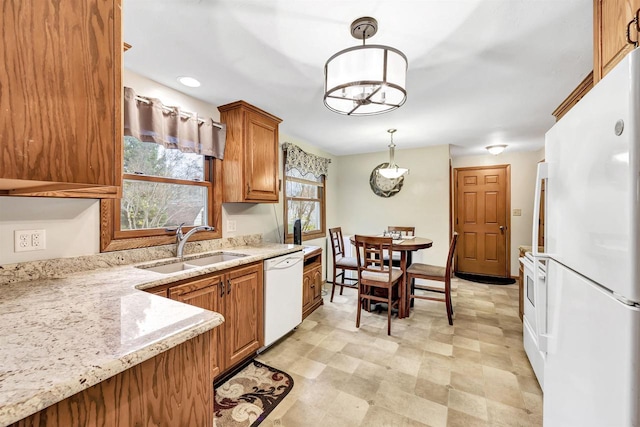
<box><xmin>174</xmin><ymin>224</ymin><xmax>214</xmax><ymax>258</ymax></box>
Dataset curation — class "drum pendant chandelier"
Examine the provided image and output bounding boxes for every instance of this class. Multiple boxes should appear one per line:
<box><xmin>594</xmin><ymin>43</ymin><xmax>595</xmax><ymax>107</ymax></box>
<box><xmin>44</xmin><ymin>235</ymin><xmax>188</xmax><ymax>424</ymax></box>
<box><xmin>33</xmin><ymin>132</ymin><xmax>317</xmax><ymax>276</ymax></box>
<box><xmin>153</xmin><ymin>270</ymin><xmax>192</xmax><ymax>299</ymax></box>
<box><xmin>323</xmin><ymin>17</ymin><xmax>408</xmax><ymax>116</ymax></box>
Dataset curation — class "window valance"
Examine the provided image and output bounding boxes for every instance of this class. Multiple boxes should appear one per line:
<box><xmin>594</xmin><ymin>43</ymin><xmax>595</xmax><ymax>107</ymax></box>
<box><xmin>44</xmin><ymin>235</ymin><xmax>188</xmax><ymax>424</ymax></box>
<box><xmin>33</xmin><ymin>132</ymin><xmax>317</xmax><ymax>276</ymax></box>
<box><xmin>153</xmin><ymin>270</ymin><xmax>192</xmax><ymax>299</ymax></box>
<box><xmin>282</xmin><ymin>142</ymin><xmax>331</xmax><ymax>178</ymax></box>
<box><xmin>123</xmin><ymin>87</ymin><xmax>226</xmax><ymax>159</ymax></box>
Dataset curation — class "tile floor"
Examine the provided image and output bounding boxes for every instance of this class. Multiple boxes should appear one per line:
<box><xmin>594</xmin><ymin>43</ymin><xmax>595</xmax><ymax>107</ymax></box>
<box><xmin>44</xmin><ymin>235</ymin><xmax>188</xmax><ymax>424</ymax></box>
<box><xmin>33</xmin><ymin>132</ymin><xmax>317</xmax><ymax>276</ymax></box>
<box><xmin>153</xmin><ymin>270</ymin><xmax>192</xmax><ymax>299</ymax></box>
<box><xmin>257</xmin><ymin>277</ymin><xmax>542</xmax><ymax>427</ymax></box>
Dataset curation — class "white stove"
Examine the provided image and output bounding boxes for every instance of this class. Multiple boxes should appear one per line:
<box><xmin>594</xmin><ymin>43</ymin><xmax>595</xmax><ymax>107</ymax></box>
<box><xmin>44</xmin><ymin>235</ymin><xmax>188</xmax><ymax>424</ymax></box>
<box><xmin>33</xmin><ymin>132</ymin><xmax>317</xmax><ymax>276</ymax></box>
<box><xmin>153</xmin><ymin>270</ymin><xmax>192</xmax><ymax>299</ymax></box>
<box><xmin>520</xmin><ymin>252</ymin><xmax>546</xmax><ymax>389</ymax></box>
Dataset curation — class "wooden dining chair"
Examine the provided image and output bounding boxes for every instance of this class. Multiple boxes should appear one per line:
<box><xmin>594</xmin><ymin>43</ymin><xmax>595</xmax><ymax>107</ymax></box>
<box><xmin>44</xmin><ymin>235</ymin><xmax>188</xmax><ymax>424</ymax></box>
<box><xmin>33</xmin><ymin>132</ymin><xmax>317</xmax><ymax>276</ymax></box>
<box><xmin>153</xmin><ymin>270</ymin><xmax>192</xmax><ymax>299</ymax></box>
<box><xmin>355</xmin><ymin>235</ymin><xmax>403</xmax><ymax>335</ymax></box>
<box><xmin>406</xmin><ymin>233</ymin><xmax>459</xmax><ymax>325</ymax></box>
<box><xmin>328</xmin><ymin>227</ymin><xmax>359</xmax><ymax>302</ymax></box>
<box><xmin>386</xmin><ymin>226</ymin><xmax>415</xmax><ymax>267</ymax></box>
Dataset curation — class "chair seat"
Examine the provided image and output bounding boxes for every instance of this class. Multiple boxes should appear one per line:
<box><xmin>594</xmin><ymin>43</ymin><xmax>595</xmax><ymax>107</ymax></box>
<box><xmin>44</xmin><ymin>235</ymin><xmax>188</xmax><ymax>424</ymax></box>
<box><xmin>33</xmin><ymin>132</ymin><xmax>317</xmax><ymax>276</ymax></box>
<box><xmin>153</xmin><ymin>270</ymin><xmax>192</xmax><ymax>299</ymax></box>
<box><xmin>336</xmin><ymin>256</ymin><xmax>358</xmax><ymax>268</ymax></box>
<box><xmin>362</xmin><ymin>267</ymin><xmax>403</xmax><ymax>283</ymax></box>
<box><xmin>406</xmin><ymin>263</ymin><xmax>445</xmax><ymax>278</ymax></box>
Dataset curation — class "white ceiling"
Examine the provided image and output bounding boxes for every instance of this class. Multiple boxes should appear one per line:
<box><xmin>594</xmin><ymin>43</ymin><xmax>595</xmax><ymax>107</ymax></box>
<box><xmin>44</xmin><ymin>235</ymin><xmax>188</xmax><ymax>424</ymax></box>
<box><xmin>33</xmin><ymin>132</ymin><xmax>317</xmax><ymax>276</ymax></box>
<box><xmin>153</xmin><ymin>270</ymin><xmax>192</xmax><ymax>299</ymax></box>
<box><xmin>123</xmin><ymin>0</ymin><xmax>592</xmax><ymax>157</ymax></box>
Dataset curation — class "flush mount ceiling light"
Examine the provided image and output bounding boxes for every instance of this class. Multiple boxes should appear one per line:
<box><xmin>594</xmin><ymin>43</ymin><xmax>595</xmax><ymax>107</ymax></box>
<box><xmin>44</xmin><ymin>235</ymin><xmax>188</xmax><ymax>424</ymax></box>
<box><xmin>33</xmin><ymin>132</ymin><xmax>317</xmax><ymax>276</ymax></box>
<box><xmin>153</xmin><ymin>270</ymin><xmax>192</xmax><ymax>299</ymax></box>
<box><xmin>486</xmin><ymin>144</ymin><xmax>507</xmax><ymax>155</ymax></box>
<box><xmin>324</xmin><ymin>17</ymin><xmax>408</xmax><ymax>116</ymax></box>
<box><xmin>177</xmin><ymin>76</ymin><xmax>201</xmax><ymax>88</ymax></box>
<box><xmin>378</xmin><ymin>129</ymin><xmax>409</xmax><ymax>179</ymax></box>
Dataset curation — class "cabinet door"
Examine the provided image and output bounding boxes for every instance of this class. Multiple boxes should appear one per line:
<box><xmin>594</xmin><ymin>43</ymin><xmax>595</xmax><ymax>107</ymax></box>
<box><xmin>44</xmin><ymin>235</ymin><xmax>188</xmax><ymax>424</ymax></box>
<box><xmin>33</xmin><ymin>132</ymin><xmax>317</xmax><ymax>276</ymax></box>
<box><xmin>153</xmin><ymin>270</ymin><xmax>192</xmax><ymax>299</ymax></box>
<box><xmin>0</xmin><ymin>0</ymin><xmax>121</xmax><ymax>197</ymax></box>
<box><xmin>169</xmin><ymin>275</ymin><xmax>224</xmax><ymax>378</ymax></box>
<box><xmin>224</xmin><ymin>263</ymin><xmax>264</xmax><ymax>367</ymax></box>
<box><xmin>244</xmin><ymin>110</ymin><xmax>279</xmax><ymax>202</ymax></box>
<box><xmin>311</xmin><ymin>265</ymin><xmax>323</xmax><ymax>302</ymax></box>
<box><xmin>302</xmin><ymin>269</ymin><xmax>314</xmax><ymax>312</ymax></box>
<box><xmin>594</xmin><ymin>0</ymin><xmax>640</xmax><ymax>81</ymax></box>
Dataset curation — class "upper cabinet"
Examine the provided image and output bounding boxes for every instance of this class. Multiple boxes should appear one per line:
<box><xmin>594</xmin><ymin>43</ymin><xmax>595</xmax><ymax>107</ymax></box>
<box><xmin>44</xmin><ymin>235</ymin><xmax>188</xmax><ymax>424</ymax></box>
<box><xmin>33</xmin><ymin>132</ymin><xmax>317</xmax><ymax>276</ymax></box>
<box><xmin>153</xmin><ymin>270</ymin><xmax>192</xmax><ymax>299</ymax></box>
<box><xmin>218</xmin><ymin>101</ymin><xmax>281</xmax><ymax>203</ymax></box>
<box><xmin>594</xmin><ymin>0</ymin><xmax>640</xmax><ymax>82</ymax></box>
<box><xmin>0</xmin><ymin>0</ymin><xmax>122</xmax><ymax>198</ymax></box>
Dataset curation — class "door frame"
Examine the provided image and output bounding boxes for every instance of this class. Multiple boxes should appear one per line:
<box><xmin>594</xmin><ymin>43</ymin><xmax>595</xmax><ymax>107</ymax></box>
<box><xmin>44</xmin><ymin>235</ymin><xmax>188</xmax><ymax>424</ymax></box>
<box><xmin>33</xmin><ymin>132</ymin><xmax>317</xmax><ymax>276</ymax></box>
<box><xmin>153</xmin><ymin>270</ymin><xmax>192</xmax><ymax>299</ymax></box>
<box><xmin>453</xmin><ymin>164</ymin><xmax>511</xmax><ymax>278</ymax></box>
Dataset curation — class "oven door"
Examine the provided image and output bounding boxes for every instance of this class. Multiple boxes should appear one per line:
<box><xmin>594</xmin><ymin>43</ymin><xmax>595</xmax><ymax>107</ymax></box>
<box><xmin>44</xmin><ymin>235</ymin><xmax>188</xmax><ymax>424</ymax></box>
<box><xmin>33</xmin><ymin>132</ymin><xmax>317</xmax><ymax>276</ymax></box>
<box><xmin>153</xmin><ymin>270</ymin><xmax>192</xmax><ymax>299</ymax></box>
<box><xmin>520</xmin><ymin>253</ymin><xmax>546</xmax><ymax>389</ymax></box>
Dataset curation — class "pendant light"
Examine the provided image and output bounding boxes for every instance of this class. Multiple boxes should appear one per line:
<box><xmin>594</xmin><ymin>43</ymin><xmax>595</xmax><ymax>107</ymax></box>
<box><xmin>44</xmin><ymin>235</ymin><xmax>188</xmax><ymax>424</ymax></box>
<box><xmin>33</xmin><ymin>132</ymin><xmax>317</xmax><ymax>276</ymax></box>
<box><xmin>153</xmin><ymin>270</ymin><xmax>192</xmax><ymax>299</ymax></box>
<box><xmin>378</xmin><ymin>129</ymin><xmax>408</xmax><ymax>179</ymax></box>
<box><xmin>324</xmin><ymin>17</ymin><xmax>408</xmax><ymax>116</ymax></box>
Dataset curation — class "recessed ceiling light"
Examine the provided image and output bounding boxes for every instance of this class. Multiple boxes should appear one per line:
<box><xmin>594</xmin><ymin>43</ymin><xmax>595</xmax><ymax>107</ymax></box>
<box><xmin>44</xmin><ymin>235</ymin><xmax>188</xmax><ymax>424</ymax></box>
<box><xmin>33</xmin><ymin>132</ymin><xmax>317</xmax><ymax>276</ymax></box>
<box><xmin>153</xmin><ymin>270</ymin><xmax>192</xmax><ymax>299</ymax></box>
<box><xmin>177</xmin><ymin>76</ymin><xmax>201</xmax><ymax>88</ymax></box>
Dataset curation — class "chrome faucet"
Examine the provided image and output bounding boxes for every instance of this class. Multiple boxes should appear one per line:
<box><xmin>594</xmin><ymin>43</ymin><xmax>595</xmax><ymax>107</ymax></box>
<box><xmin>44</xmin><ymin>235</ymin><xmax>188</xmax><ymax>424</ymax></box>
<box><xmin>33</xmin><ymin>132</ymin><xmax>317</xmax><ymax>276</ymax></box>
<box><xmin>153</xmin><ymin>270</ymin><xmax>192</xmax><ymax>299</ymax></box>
<box><xmin>173</xmin><ymin>223</ymin><xmax>214</xmax><ymax>258</ymax></box>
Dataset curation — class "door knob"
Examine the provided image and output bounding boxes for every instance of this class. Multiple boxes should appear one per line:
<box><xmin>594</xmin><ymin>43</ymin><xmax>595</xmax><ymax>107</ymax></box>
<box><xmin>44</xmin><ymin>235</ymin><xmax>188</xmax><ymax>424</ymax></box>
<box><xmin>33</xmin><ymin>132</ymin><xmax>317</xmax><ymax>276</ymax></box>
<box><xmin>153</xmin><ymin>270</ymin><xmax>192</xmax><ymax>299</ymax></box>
<box><xmin>499</xmin><ymin>225</ymin><xmax>506</xmax><ymax>234</ymax></box>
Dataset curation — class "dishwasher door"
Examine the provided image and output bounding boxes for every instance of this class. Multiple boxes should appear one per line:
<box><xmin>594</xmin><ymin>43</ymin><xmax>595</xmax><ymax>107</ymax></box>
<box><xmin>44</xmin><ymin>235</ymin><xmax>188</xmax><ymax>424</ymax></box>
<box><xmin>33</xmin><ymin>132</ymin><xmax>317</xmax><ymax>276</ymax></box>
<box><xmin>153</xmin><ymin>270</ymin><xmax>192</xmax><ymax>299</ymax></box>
<box><xmin>263</xmin><ymin>251</ymin><xmax>304</xmax><ymax>348</ymax></box>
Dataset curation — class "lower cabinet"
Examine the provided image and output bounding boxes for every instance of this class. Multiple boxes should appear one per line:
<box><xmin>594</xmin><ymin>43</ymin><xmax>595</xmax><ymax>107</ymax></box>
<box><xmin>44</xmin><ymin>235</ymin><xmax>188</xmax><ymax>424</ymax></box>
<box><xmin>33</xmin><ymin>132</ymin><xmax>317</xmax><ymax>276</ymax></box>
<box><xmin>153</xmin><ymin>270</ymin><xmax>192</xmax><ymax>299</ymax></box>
<box><xmin>302</xmin><ymin>246</ymin><xmax>323</xmax><ymax>320</ymax></box>
<box><xmin>165</xmin><ymin>262</ymin><xmax>263</xmax><ymax>379</ymax></box>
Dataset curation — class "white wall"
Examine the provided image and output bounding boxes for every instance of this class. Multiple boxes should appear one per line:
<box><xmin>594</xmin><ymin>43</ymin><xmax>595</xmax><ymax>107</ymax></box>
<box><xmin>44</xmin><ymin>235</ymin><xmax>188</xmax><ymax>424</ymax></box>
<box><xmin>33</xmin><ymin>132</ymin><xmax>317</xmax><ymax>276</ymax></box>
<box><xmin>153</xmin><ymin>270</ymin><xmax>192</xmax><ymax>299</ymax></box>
<box><xmin>452</xmin><ymin>148</ymin><xmax>544</xmax><ymax>276</ymax></box>
<box><xmin>0</xmin><ymin>70</ymin><xmax>338</xmax><ymax>276</ymax></box>
<box><xmin>334</xmin><ymin>145</ymin><xmax>452</xmax><ymax>267</ymax></box>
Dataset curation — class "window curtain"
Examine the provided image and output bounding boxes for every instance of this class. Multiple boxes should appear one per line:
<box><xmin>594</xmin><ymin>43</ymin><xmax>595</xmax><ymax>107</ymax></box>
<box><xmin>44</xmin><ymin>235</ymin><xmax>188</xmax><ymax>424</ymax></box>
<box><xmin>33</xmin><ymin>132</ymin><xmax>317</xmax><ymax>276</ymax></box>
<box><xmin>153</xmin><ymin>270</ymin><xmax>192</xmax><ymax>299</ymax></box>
<box><xmin>123</xmin><ymin>87</ymin><xmax>226</xmax><ymax>159</ymax></box>
<box><xmin>281</xmin><ymin>142</ymin><xmax>331</xmax><ymax>178</ymax></box>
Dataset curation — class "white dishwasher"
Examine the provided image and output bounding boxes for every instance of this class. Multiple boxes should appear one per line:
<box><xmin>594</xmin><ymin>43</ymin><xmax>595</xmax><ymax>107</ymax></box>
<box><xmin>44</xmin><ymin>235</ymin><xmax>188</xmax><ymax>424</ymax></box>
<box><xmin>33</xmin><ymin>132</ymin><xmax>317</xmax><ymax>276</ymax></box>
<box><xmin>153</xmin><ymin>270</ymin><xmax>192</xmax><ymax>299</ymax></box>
<box><xmin>262</xmin><ymin>251</ymin><xmax>304</xmax><ymax>349</ymax></box>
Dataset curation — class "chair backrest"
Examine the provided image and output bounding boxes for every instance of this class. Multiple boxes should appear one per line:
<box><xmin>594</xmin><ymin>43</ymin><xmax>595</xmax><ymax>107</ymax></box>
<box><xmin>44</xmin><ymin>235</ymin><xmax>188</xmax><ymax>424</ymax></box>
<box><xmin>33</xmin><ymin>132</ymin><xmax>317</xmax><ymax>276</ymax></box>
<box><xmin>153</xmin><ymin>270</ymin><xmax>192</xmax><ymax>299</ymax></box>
<box><xmin>387</xmin><ymin>226</ymin><xmax>415</xmax><ymax>237</ymax></box>
<box><xmin>354</xmin><ymin>235</ymin><xmax>394</xmax><ymax>282</ymax></box>
<box><xmin>328</xmin><ymin>227</ymin><xmax>347</xmax><ymax>258</ymax></box>
<box><xmin>445</xmin><ymin>232</ymin><xmax>459</xmax><ymax>278</ymax></box>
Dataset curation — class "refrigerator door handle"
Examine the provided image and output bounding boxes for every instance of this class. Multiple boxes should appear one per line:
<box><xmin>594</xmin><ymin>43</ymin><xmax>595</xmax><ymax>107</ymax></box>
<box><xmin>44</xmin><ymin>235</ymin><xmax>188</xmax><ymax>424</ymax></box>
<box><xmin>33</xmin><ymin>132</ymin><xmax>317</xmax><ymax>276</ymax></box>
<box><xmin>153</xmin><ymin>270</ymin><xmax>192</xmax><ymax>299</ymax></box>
<box><xmin>532</xmin><ymin>162</ymin><xmax>549</xmax><ymax>259</ymax></box>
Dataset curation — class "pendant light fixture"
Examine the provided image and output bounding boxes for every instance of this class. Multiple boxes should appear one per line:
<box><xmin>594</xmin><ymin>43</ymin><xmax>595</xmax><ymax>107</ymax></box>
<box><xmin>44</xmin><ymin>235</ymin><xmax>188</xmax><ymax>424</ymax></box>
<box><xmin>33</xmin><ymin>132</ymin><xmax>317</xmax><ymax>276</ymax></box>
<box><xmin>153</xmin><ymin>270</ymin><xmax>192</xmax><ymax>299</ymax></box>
<box><xmin>378</xmin><ymin>129</ymin><xmax>408</xmax><ymax>179</ymax></box>
<box><xmin>324</xmin><ymin>17</ymin><xmax>408</xmax><ymax>116</ymax></box>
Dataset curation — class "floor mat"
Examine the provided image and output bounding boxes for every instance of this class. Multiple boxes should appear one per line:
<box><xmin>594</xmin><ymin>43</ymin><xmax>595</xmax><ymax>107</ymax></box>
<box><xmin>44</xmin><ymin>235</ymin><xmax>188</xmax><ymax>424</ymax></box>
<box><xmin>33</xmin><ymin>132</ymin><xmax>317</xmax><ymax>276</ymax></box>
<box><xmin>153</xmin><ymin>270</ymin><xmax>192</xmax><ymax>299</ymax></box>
<box><xmin>214</xmin><ymin>360</ymin><xmax>294</xmax><ymax>427</ymax></box>
<box><xmin>455</xmin><ymin>272</ymin><xmax>516</xmax><ymax>285</ymax></box>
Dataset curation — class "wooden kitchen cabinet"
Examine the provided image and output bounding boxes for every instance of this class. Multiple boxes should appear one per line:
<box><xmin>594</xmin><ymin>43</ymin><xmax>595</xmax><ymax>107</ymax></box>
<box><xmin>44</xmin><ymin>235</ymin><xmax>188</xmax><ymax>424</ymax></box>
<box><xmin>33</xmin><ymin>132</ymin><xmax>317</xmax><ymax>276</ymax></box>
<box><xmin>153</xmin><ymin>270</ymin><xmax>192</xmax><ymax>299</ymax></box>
<box><xmin>218</xmin><ymin>101</ymin><xmax>282</xmax><ymax>203</ymax></box>
<box><xmin>10</xmin><ymin>332</ymin><xmax>213</xmax><ymax>427</ymax></box>
<box><xmin>169</xmin><ymin>274</ymin><xmax>224</xmax><ymax>378</ymax></box>
<box><xmin>302</xmin><ymin>246</ymin><xmax>324</xmax><ymax>320</ymax></box>
<box><xmin>594</xmin><ymin>0</ymin><xmax>640</xmax><ymax>83</ymax></box>
<box><xmin>164</xmin><ymin>262</ymin><xmax>263</xmax><ymax>379</ymax></box>
<box><xmin>0</xmin><ymin>0</ymin><xmax>122</xmax><ymax>198</ymax></box>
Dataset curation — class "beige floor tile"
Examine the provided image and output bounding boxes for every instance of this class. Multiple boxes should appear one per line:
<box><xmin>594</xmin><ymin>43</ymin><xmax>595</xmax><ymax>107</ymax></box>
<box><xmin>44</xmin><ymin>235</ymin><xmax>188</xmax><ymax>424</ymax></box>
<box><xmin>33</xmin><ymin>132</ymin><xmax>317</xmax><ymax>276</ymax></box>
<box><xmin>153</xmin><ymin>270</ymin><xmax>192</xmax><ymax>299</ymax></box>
<box><xmin>486</xmin><ymin>399</ymin><xmax>540</xmax><ymax>427</ymax></box>
<box><xmin>446</xmin><ymin>408</ymin><xmax>490</xmax><ymax>427</ymax></box>
<box><xmin>328</xmin><ymin>352</ymin><xmax>361</xmax><ymax>374</ymax></box>
<box><xmin>331</xmin><ymin>391</ymin><xmax>370</xmax><ymax>423</ymax></box>
<box><xmin>404</xmin><ymin>395</ymin><xmax>448</xmax><ymax>427</ymax></box>
<box><xmin>288</xmin><ymin>357</ymin><xmax>326</xmax><ymax>379</ymax></box>
<box><xmin>450</xmin><ymin>371</ymin><xmax>484</xmax><ymax>397</ymax></box>
<box><xmin>338</xmin><ymin>373</ymin><xmax>381</xmax><ymax>402</ymax></box>
<box><xmin>258</xmin><ymin>279</ymin><xmax>541</xmax><ymax>426</ymax></box>
<box><xmin>452</xmin><ymin>335</ymin><xmax>481</xmax><ymax>351</ymax></box>
<box><xmin>279</xmin><ymin>400</ymin><xmax>325</xmax><ymax>427</ymax></box>
<box><xmin>414</xmin><ymin>378</ymin><xmax>450</xmax><ymax>406</ymax></box>
<box><xmin>448</xmin><ymin>389</ymin><xmax>488</xmax><ymax>421</ymax></box>
<box><xmin>361</xmin><ymin>405</ymin><xmax>405</xmax><ymax>427</ymax></box>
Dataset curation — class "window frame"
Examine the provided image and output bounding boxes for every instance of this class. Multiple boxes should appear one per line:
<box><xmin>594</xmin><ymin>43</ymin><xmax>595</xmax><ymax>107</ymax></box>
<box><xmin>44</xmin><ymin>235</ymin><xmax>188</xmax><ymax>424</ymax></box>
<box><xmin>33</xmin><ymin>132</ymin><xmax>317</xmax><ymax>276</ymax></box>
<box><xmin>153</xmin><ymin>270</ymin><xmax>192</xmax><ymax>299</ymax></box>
<box><xmin>283</xmin><ymin>152</ymin><xmax>326</xmax><ymax>243</ymax></box>
<box><xmin>100</xmin><ymin>156</ymin><xmax>222</xmax><ymax>252</ymax></box>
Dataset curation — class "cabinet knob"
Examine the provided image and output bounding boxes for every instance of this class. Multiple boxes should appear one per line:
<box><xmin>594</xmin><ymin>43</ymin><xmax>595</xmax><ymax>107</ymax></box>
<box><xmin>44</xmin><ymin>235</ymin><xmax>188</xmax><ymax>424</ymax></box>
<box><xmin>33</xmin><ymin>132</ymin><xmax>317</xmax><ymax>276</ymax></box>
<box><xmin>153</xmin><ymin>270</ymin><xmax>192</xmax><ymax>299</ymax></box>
<box><xmin>227</xmin><ymin>279</ymin><xmax>232</xmax><ymax>295</ymax></box>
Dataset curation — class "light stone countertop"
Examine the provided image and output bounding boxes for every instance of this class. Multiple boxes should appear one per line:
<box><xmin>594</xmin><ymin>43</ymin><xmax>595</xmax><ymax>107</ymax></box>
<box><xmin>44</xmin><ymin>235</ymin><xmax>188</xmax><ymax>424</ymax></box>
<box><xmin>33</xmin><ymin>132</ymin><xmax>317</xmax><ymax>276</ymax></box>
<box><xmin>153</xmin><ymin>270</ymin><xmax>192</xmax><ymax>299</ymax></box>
<box><xmin>0</xmin><ymin>242</ymin><xmax>302</xmax><ymax>426</ymax></box>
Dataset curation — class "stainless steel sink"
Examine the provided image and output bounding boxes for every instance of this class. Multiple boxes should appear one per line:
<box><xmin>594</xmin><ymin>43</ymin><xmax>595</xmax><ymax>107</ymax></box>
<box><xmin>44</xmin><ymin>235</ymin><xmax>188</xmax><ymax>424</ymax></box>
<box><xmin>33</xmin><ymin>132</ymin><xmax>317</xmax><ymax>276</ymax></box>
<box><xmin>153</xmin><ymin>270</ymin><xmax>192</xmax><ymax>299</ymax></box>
<box><xmin>137</xmin><ymin>252</ymin><xmax>248</xmax><ymax>274</ymax></box>
<box><xmin>140</xmin><ymin>262</ymin><xmax>196</xmax><ymax>274</ymax></box>
<box><xmin>186</xmin><ymin>252</ymin><xmax>248</xmax><ymax>266</ymax></box>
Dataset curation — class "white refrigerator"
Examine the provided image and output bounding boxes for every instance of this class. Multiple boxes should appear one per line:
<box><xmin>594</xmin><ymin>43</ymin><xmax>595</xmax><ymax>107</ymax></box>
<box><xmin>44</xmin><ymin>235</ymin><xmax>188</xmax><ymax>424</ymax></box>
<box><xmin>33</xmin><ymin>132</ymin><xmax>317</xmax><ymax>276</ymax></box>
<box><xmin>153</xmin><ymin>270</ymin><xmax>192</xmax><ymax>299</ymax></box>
<box><xmin>533</xmin><ymin>48</ymin><xmax>640</xmax><ymax>426</ymax></box>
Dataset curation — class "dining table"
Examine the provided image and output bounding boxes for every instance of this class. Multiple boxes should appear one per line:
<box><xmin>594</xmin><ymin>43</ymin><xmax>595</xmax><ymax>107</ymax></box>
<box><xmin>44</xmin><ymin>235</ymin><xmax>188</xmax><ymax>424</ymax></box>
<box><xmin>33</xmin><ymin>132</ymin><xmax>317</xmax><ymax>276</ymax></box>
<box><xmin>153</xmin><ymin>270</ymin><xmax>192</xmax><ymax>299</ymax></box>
<box><xmin>351</xmin><ymin>235</ymin><xmax>433</xmax><ymax>318</ymax></box>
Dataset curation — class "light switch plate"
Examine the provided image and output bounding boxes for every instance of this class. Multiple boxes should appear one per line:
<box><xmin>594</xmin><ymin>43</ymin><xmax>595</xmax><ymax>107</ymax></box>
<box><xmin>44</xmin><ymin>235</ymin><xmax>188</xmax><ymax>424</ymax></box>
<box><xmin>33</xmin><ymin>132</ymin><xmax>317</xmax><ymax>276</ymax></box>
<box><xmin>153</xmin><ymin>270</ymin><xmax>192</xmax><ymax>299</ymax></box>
<box><xmin>513</xmin><ymin>209</ymin><xmax>522</xmax><ymax>216</ymax></box>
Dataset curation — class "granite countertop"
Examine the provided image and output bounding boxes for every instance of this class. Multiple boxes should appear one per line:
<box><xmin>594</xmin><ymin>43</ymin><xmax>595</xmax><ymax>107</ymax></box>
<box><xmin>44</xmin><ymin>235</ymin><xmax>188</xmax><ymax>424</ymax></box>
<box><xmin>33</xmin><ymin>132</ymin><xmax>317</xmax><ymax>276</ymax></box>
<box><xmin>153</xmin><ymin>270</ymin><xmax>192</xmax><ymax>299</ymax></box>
<box><xmin>0</xmin><ymin>242</ymin><xmax>301</xmax><ymax>426</ymax></box>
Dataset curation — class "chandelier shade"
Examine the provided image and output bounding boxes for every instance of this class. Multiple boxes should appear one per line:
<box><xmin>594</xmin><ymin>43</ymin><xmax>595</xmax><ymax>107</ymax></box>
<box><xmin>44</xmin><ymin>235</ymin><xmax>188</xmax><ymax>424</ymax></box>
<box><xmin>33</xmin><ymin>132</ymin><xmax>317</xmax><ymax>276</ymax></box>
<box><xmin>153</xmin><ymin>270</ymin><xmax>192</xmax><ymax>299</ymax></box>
<box><xmin>323</xmin><ymin>17</ymin><xmax>408</xmax><ymax>116</ymax></box>
<box><xmin>377</xmin><ymin>129</ymin><xmax>408</xmax><ymax>179</ymax></box>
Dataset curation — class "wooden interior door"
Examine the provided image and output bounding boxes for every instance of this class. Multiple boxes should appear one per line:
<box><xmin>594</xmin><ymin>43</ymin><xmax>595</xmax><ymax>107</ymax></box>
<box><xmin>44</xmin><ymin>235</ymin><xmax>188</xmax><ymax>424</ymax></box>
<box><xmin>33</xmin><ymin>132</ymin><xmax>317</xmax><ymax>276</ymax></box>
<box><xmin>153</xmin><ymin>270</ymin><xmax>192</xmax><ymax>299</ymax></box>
<box><xmin>454</xmin><ymin>165</ymin><xmax>510</xmax><ymax>277</ymax></box>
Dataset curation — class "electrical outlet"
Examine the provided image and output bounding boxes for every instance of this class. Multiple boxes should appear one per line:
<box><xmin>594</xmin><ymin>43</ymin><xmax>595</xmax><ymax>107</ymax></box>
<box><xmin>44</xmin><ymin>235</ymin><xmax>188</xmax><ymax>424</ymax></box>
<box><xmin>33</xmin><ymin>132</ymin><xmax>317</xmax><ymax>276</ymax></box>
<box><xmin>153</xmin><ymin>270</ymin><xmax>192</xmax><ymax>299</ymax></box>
<box><xmin>14</xmin><ymin>229</ymin><xmax>46</xmax><ymax>252</ymax></box>
<box><xmin>227</xmin><ymin>220</ymin><xmax>237</xmax><ymax>232</ymax></box>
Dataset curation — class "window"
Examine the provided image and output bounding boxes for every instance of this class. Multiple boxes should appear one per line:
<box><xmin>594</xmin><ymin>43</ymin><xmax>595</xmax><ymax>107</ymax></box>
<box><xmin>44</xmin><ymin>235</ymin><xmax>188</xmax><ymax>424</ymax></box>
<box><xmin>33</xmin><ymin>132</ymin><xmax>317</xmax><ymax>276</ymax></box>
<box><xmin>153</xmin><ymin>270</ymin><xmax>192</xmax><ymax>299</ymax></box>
<box><xmin>282</xmin><ymin>143</ymin><xmax>330</xmax><ymax>243</ymax></box>
<box><xmin>119</xmin><ymin>137</ymin><xmax>210</xmax><ymax>233</ymax></box>
<box><xmin>100</xmin><ymin>88</ymin><xmax>223</xmax><ymax>252</ymax></box>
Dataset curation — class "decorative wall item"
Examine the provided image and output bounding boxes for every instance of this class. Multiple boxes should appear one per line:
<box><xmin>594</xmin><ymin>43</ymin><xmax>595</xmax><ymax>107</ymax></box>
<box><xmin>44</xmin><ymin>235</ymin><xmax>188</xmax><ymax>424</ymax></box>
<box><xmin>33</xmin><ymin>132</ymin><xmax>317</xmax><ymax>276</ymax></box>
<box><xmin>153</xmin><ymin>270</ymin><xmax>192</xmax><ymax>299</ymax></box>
<box><xmin>370</xmin><ymin>163</ymin><xmax>404</xmax><ymax>197</ymax></box>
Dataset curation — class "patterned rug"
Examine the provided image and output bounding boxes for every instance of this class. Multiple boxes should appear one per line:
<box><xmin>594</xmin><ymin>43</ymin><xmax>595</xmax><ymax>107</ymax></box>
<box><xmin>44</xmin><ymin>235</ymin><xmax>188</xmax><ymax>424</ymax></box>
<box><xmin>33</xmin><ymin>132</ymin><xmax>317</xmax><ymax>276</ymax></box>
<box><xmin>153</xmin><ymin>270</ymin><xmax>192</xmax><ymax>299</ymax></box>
<box><xmin>214</xmin><ymin>360</ymin><xmax>294</xmax><ymax>427</ymax></box>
